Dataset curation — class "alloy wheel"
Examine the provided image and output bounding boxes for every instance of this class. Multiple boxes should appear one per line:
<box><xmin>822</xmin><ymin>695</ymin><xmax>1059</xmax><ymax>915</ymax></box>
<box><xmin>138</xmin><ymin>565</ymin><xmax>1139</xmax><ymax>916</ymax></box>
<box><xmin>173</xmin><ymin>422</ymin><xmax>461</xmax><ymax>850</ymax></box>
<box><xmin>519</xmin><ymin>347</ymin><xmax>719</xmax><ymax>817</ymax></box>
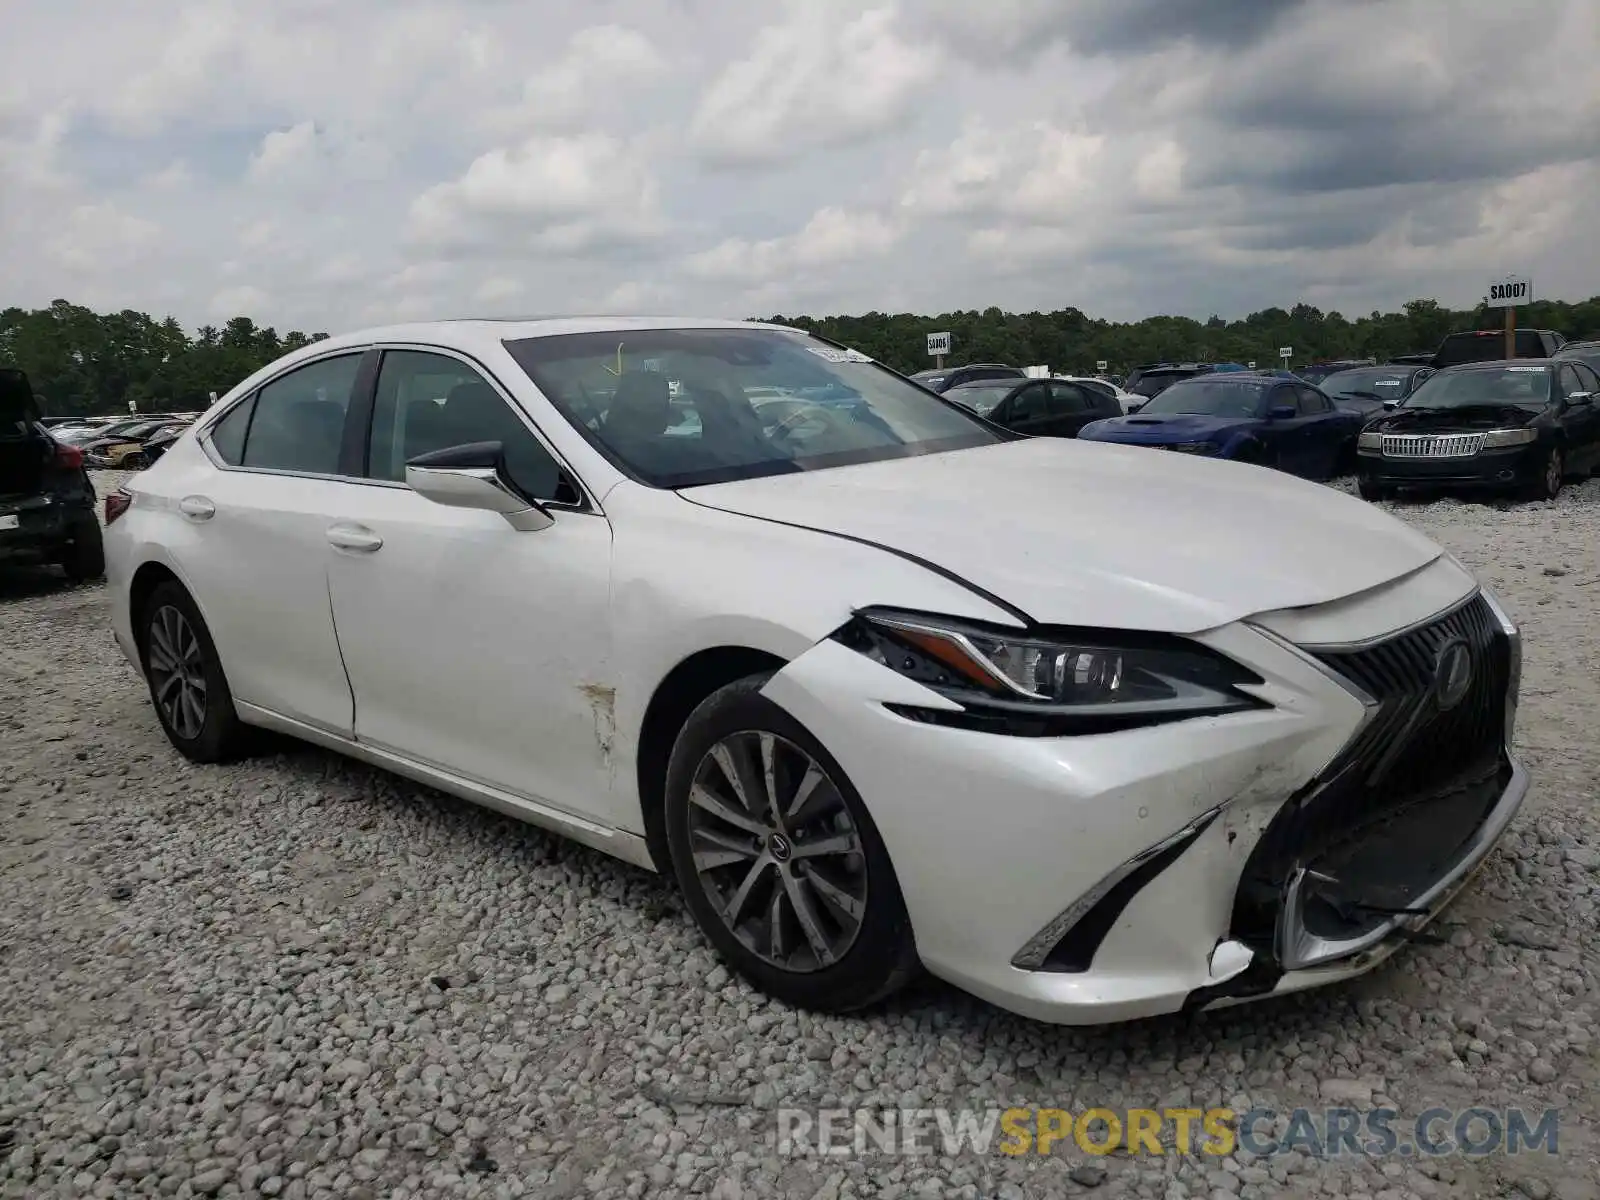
<box><xmin>684</xmin><ymin>730</ymin><xmax>868</xmax><ymax>972</ymax></box>
<box><xmin>1546</xmin><ymin>449</ymin><xmax>1563</xmax><ymax>498</ymax></box>
<box><xmin>147</xmin><ymin>604</ymin><xmax>207</xmax><ymax>740</ymax></box>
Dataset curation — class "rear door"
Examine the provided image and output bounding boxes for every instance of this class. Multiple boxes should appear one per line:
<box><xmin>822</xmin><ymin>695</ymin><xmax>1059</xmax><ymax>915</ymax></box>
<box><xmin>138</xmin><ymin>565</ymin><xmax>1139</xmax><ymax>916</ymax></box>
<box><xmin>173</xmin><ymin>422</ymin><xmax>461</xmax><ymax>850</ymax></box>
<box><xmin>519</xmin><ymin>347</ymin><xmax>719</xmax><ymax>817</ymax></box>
<box><xmin>992</xmin><ymin>384</ymin><xmax>1053</xmax><ymax>435</ymax></box>
<box><xmin>176</xmin><ymin>350</ymin><xmax>370</xmax><ymax>735</ymax></box>
<box><xmin>1046</xmin><ymin>381</ymin><xmax>1109</xmax><ymax>436</ymax></box>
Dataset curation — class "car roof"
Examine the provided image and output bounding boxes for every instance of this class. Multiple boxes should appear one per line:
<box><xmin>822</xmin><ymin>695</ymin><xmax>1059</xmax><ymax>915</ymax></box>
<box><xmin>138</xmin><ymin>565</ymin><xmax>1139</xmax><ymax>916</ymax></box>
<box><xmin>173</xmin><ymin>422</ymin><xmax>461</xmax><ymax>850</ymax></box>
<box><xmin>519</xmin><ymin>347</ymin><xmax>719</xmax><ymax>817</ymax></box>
<box><xmin>945</xmin><ymin>378</ymin><xmax>1022</xmax><ymax>389</ymax></box>
<box><xmin>1447</xmin><ymin>358</ymin><xmax>1556</xmax><ymax>370</ymax></box>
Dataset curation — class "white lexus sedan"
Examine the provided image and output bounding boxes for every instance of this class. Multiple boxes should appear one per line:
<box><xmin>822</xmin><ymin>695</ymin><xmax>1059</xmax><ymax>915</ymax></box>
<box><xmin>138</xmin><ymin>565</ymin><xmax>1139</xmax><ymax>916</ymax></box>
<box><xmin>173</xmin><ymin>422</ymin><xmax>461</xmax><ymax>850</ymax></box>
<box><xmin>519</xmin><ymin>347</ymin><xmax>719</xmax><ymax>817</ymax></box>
<box><xmin>103</xmin><ymin>318</ymin><xmax>1527</xmax><ymax>1025</ymax></box>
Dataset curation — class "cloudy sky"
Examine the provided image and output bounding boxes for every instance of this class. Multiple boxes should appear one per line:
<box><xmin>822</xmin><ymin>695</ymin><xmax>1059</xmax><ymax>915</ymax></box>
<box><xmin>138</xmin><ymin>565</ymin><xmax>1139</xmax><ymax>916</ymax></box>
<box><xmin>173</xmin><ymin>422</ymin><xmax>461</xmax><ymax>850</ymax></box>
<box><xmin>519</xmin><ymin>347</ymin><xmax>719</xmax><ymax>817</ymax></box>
<box><xmin>3</xmin><ymin>0</ymin><xmax>1598</xmax><ymax>334</ymax></box>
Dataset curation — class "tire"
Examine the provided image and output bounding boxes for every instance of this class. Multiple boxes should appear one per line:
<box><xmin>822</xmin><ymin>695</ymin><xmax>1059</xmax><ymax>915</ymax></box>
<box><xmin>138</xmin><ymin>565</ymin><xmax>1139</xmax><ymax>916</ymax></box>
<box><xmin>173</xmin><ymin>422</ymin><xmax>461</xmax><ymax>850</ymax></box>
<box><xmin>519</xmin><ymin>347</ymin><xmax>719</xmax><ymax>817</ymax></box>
<box><xmin>1521</xmin><ymin>445</ymin><xmax>1564</xmax><ymax>502</ymax></box>
<box><xmin>1234</xmin><ymin>441</ymin><xmax>1274</xmax><ymax>469</ymax></box>
<box><xmin>138</xmin><ymin>581</ymin><xmax>250</xmax><ymax>763</ymax></box>
<box><xmin>663</xmin><ymin>675</ymin><xmax>919</xmax><ymax>1012</ymax></box>
<box><xmin>1357</xmin><ymin>478</ymin><xmax>1390</xmax><ymax>502</ymax></box>
<box><xmin>61</xmin><ymin>518</ymin><xmax>105</xmax><ymax>582</ymax></box>
<box><xmin>122</xmin><ymin>452</ymin><xmax>149</xmax><ymax>470</ymax></box>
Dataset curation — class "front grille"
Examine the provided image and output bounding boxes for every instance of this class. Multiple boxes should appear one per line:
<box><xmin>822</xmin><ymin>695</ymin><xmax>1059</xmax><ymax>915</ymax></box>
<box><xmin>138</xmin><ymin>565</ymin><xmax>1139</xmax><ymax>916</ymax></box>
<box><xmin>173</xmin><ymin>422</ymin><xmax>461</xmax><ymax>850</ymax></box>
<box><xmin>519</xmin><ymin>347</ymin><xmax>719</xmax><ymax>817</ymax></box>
<box><xmin>1380</xmin><ymin>432</ymin><xmax>1484</xmax><ymax>458</ymax></box>
<box><xmin>1232</xmin><ymin>593</ymin><xmax>1510</xmax><ymax>949</ymax></box>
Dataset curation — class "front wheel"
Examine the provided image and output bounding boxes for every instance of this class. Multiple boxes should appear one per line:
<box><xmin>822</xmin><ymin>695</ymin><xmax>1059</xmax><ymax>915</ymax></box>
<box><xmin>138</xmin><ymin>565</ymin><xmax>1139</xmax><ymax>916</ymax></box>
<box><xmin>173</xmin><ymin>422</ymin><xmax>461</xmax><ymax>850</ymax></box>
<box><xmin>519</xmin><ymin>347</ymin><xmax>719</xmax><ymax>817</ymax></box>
<box><xmin>663</xmin><ymin>676</ymin><xmax>919</xmax><ymax>1012</ymax></box>
<box><xmin>122</xmin><ymin>452</ymin><xmax>150</xmax><ymax>470</ymax></box>
<box><xmin>139</xmin><ymin>581</ymin><xmax>251</xmax><ymax>762</ymax></box>
<box><xmin>1522</xmin><ymin>446</ymin><xmax>1564</xmax><ymax>502</ymax></box>
<box><xmin>1357</xmin><ymin>478</ymin><xmax>1391</xmax><ymax>502</ymax></box>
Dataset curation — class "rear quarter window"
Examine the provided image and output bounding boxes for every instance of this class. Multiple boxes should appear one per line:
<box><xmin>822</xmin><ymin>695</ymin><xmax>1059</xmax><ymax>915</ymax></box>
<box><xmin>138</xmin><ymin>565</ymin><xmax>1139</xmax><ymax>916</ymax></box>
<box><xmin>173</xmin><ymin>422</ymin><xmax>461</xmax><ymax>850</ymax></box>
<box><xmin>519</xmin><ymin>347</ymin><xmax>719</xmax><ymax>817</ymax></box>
<box><xmin>207</xmin><ymin>396</ymin><xmax>256</xmax><ymax>465</ymax></box>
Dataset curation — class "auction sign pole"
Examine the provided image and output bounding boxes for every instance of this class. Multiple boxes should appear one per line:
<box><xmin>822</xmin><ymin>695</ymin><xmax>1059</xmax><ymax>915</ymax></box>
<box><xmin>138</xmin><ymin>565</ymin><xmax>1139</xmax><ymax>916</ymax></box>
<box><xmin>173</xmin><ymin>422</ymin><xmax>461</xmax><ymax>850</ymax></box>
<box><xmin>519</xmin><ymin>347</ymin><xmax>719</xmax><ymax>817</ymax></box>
<box><xmin>927</xmin><ymin>331</ymin><xmax>952</xmax><ymax>370</ymax></box>
<box><xmin>1487</xmin><ymin>274</ymin><xmax>1531</xmax><ymax>358</ymax></box>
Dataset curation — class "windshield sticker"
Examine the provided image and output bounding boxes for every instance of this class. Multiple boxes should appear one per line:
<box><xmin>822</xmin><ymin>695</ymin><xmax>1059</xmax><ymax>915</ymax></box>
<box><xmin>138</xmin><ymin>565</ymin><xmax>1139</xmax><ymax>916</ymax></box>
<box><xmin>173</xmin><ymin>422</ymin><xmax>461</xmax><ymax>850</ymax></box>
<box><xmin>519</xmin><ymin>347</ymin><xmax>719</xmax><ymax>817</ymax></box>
<box><xmin>1507</xmin><ymin>365</ymin><xmax>1548</xmax><ymax>372</ymax></box>
<box><xmin>807</xmin><ymin>347</ymin><xmax>874</xmax><ymax>364</ymax></box>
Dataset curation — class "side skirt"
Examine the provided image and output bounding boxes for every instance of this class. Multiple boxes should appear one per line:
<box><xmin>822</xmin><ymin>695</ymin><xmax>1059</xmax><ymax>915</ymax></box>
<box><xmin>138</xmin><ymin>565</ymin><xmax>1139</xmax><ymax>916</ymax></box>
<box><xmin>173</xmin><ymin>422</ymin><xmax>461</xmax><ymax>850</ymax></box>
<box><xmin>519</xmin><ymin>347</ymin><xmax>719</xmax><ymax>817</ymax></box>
<box><xmin>235</xmin><ymin>701</ymin><xmax>658</xmax><ymax>872</ymax></box>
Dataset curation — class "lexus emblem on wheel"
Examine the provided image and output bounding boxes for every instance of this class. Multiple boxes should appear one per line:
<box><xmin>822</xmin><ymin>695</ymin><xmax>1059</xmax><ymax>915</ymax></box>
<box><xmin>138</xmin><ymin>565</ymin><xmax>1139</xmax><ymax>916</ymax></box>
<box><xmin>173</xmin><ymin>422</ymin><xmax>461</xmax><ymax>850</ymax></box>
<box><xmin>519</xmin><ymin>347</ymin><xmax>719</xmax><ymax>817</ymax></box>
<box><xmin>1433</xmin><ymin>637</ymin><xmax>1473</xmax><ymax>711</ymax></box>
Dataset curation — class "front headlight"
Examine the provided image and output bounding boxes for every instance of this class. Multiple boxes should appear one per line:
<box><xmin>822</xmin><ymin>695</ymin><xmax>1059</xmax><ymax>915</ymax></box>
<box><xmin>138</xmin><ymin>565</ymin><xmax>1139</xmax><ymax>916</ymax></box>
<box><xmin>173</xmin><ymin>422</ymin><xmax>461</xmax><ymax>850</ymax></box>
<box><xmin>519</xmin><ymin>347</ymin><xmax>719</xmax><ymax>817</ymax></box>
<box><xmin>1481</xmin><ymin>428</ymin><xmax>1537</xmax><ymax>449</ymax></box>
<box><xmin>1357</xmin><ymin>431</ymin><xmax>1383</xmax><ymax>451</ymax></box>
<box><xmin>831</xmin><ymin>609</ymin><xmax>1266</xmax><ymax>735</ymax></box>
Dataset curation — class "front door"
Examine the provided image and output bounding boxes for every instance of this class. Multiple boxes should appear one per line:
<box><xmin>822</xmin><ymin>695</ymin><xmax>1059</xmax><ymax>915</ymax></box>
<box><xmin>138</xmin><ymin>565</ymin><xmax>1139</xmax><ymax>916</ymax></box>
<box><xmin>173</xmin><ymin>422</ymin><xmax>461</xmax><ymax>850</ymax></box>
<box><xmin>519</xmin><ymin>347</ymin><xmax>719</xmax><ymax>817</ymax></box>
<box><xmin>323</xmin><ymin>347</ymin><xmax>620</xmax><ymax>823</ymax></box>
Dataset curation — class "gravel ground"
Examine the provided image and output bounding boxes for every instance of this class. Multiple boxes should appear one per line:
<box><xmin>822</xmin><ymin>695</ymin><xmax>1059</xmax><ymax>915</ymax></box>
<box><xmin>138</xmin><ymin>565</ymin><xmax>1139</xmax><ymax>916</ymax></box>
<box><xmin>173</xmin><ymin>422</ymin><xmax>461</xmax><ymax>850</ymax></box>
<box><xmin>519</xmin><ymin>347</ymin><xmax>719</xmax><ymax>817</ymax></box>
<box><xmin>2</xmin><ymin>471</ymin><xmax>1597</xmax><ymax>1200</ymax></box>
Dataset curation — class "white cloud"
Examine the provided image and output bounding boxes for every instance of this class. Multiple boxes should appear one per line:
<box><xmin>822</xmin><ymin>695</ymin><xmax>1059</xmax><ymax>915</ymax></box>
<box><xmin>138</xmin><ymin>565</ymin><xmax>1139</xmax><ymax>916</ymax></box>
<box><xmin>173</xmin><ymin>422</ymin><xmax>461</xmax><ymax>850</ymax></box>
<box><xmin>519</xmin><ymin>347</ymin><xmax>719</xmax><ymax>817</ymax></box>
<box><xmin>46</xmin><ymin>204</ymin><xmax>161</xmax><ymax>272</ymax></box>
<box><xmin>688</xmin><ymin>207</ymin><xmax>900</xmax><ymax>283</ymax></box>
<box><xmin>689</xmin><ymin>3</ymin><xmax>941</xmax><ymax>166</ymax></box>
<box><xmin>508</xmin><ymin>25</ymin><xmax>669</xmax><ymax>132</ymax></box>
<box><xmin>408</xmin><ymin>132</ymin><xmax>666</xmax><ymax>256</ymax></box>
<box><xmin>902</xmin><ymin>120</ymin><xmax>1106</xmax><ymax>223</ymax></box>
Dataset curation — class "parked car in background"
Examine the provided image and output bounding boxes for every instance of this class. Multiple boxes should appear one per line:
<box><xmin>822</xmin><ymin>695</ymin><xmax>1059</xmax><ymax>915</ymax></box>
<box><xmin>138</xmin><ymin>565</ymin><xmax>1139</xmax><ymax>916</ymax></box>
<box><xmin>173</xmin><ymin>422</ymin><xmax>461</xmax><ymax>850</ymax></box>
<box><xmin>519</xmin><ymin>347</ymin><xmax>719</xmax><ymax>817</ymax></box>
<box><xmin>1125</xmin><ymin>363</ymin><xmax>1215</xmax><ymax>401</ymax></box>
<box><xmin>1388</xmin><ymin>354</ymin><xmax>1436</xmax><ymax>367</ymax></box>
<box><xmin>140</xmin><ymin>422</ymin><xmax>191</xmax><ymax>466</ymax></box>
<box><xmin>1078</xmin><ymin>373</ymin><xmax>1362</xmax><ymax>479</ymax></box>
<box><xmin>102</xmin><ymin>316</ymin><xmax>1527</xmax><ymax>1025</ymax></box>
<box><xmin>1430</xmin><ymin>329</ymin><xmax>1565</xmax><ymax>369</ymax></box>
<box><xmin>1319</xmin><ymin>364</ymin><xmax>1437</xmax><ymax>419</ymax></box>
<box><xmin>1554</xmin><ymin>339</ymin><xmax>1600</xmax><ymax>374</ymax></box>
<box><xmin>0</xmin><ymin>368</ymin><xmax>105</xmax><ymax>580</ymax></box>
<box><xmin>943</xmin><ymin>377</ymin><xmax>1123</xmax><ymax>436</ymax></box>
<box><xmin>1297</xmin><ymin>359</ymin><xmax>1376</xmax><ymax>386</ymax></box>
<box><xmin>81</xmin><ymin>418</ymin><xmax>189</xmax><ymax>469</ymax></box>
<box><xmin>1058</xmin><ymin>375</ymin><xmax>1143</xmax><ymax>413</ymax></box>
<box><xmin>908</xmin><ymin>363</ymin><xmax>1025</xmax><ymax>393</ymax></box>
<box><xmin>1356</xmin><ymin>360</ymin><xmax>1600</xmax><ymax>502</ymax></box>
<box><xmin>55</xmin><ymin>416</ymin><xmax>156</xmax><ymax>447</ymax></box>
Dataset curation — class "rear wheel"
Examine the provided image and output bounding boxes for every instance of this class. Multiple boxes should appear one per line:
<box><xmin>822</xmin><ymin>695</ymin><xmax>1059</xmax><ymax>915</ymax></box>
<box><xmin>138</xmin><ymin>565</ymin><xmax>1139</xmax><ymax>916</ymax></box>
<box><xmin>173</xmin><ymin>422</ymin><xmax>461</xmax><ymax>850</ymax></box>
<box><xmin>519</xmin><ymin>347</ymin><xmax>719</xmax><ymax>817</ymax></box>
<box><xmin>139</xmin><ymin>581</ymin><xmax>250</xmax><ymax>762</ymax></box>
<box><xmin>61</xmin><ymin>518</ymin><xmax>105</xmax><ymax>582</ymax></box>
<box><xmin>122</xmin><ymin>452</ymin><xmax>150</xmax><ymax>470</ymax></box>
<box><xmin>663</xmin><ymin>675</ymin><xmax>919</xmax><ymax>1012</ymax></box>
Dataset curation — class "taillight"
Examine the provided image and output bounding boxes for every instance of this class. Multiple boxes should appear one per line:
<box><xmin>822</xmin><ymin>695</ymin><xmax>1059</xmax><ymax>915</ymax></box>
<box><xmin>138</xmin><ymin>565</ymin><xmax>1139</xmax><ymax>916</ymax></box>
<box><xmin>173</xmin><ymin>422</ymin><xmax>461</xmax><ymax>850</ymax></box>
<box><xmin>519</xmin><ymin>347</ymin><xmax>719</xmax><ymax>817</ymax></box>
<box><xmin>54</xmin><ymin>442</ymin><xmax>84</xmax><ymax>469</ymax></box>
<box><xmin>105</xmin><ymin>489</ymin><xmax>133</xmax><ymax>526</ymax></box>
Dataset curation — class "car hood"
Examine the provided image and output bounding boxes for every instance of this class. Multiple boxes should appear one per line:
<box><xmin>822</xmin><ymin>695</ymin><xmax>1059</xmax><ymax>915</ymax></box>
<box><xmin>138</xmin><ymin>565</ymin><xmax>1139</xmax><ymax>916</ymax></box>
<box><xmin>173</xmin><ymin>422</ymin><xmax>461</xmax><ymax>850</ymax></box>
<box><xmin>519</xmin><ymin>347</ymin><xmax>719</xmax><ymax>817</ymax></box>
<box><xmin>682</xmin><ymin>439</ymin><xmax>1445</xmax><ymax>634</ymax></box>
<box><xmin>1368</xmin><ymin>404</ymin><xmax>1542</xmax><ymax>433</ymax></box>
<box><xmin>1080</xmin><ymin>413</ymin><xmax>1256</xmax><ymax>443</ymax></box>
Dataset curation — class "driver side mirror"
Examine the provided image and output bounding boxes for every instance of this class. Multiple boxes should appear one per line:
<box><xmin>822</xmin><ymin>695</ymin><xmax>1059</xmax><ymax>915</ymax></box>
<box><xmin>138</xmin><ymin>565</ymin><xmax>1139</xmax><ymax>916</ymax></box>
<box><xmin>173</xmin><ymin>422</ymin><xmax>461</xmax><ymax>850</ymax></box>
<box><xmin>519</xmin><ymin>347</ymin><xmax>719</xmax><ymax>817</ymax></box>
<box><xmin>1382</xmin><ymin>399</ymin><xmax>1400</xmax><ymax>409</ymax></box>
<box><xmin>405</xmin><ymin>441</ymin><xmax>554</xmax><ymax>532</ymax></box>
<box><xmin>1127</xmin><ymin>401</ymin><xmax>1145</xmax><ymax>413</ymax></box>
<box><xmin>1569</xmin><ymin>391</ymin><xmax>1594</xmax><ymax>406</ymax></box>
<box><xmin>1269</xmin><ymin>405</ymin><xmax>1296</xmax><ymax>420</ymax></box>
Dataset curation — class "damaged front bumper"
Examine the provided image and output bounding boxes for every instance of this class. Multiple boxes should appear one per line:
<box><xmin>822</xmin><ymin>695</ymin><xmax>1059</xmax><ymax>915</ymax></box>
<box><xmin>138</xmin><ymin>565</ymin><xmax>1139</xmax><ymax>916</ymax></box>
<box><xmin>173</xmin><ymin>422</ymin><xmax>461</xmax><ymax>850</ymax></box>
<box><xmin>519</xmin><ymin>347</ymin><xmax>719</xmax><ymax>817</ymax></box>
<box><xmin>759</xmin><ymin>584</ymin><xmax>1525</xmax><ymax>1027</ymax></box>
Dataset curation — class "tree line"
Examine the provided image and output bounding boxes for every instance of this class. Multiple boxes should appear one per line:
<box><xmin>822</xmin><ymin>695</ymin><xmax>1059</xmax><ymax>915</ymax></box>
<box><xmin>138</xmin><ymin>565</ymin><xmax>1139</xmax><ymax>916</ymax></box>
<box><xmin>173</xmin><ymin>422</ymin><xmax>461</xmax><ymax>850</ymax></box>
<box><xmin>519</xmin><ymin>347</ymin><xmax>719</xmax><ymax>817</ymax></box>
<box><xmin>6</xmin><ymin>293</ymin><xmax>1600</xmax><ymax>416</ymax></box>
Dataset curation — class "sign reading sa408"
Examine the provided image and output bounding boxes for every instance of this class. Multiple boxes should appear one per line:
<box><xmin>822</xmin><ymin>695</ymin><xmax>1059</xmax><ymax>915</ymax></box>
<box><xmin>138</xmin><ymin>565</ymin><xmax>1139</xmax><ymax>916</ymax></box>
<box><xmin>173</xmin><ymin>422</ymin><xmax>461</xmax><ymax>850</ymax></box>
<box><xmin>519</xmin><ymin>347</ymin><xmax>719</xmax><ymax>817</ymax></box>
<box><xmin>1487</xmin><ymin>275</ymin><xmax>1532</xmax><ymax>308</ymax></box>
<box><xmin>926</xmin><ymin>331</ymin><xmax>952</xmax><ymax>357</ymax></box>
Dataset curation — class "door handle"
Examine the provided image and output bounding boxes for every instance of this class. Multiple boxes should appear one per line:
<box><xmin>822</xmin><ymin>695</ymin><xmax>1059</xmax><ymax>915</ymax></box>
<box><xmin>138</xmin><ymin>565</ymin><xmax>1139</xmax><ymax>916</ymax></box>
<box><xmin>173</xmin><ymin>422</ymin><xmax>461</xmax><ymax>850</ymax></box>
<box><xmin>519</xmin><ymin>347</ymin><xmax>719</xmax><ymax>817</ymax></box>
<box><xmin>326</xmin><ymin>523</ymin><xmax>383</xmax><ymax>553</ymax></box>
<box><xmin>178</xmin><ymin>495</ymin><xmax>216</xmax><ymax>521</ymax></box>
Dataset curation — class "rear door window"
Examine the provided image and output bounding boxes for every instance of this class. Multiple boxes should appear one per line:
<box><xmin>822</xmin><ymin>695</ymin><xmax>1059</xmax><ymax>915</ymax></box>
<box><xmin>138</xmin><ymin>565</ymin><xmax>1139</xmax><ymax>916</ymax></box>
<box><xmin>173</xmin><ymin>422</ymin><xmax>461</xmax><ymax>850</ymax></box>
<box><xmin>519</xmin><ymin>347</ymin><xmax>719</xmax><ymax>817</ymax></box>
<box><xmin>240</xmin><ymin>354</ymin><xmax>363</xmax><ymax>475</ymax></box>
<box><xmin>208</xmin><ymin>397</ymin><xmax>256</xmax><ymax>465</ymax></box>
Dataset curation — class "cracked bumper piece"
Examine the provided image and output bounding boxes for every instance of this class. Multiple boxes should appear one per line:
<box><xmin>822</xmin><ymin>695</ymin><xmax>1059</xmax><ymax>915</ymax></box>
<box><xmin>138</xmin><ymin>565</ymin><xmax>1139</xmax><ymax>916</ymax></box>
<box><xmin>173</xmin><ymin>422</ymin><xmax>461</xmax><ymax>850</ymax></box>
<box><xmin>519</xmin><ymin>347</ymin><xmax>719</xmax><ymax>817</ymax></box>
<box><xmin>760</xmin><ymin>586</ymin><xmax>1525</xmax><ymax>1026</ymax></box>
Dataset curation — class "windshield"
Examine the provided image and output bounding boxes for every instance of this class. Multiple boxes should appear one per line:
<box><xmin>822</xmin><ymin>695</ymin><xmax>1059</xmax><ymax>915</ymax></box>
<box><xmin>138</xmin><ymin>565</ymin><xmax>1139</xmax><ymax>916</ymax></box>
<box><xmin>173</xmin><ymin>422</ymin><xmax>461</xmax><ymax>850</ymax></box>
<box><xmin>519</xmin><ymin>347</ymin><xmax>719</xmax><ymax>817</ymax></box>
<box><xmin>944</xmin><ymin>385</ymin><xmax>1014</xmax><ymax>416</ymax></box>
<box><xmin>504</xmin><ymin>328</ymin><xmax>1000</xmax><ymax>488</ymax></box>
<box><xmin>1402</xmin><ymin>366</ymin><xmax>1552</xmax><ymax>410</ymax></box>
<box><xmin>1136</xmin><ymin>379</ymin><xmax>1268</xmax><ymax>418</ymax></box>
<box><xmin>1321</xmin><ymin>368</ymin><xmax>1418</xmax><ymax>400</ymax></box>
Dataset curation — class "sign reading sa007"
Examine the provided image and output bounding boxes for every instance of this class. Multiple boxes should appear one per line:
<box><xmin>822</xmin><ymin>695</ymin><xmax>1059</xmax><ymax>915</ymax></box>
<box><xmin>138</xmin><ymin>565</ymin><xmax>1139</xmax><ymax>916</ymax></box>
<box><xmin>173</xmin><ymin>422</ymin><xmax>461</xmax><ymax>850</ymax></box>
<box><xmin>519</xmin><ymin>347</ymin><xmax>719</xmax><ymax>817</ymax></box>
<box><xmin>926</xmin><ymin>331</ymin><xmax>952</xmax><ymax>357</ymax></box>
<box><xmin>1486</xmin><ymin>275</ymin><xmax>1531</xmax><ymax>308</ymax></box>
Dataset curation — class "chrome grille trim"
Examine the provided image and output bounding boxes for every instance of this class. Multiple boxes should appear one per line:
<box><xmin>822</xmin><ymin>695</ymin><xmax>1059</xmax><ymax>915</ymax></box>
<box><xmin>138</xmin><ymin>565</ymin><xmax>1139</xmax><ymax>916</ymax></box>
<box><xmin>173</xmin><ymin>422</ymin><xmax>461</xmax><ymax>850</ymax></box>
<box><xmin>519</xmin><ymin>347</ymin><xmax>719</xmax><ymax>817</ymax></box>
<box><xmin>1380</xmin><ymin>432</ymin><xmax>1484</xmax><ymax>458</ymax></box>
